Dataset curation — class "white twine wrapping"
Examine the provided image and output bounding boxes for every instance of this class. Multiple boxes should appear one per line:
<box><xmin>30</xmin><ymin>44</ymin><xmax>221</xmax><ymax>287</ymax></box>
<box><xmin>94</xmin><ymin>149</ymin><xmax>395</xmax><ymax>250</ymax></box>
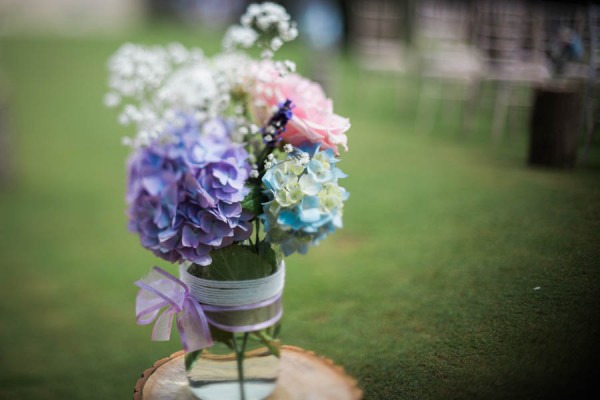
<box><xmin>179</xmin><ymin>262</ymin><xmax>285</xmax><ymax>306</ymax></box>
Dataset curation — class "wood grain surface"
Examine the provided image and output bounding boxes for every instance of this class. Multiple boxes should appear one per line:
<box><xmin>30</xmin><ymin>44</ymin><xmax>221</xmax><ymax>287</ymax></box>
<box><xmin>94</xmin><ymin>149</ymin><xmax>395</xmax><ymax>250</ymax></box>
<box><xmin>134</xmin><ymin>346</ymin><xmax>362</xmax><ymax>400</ymax></box>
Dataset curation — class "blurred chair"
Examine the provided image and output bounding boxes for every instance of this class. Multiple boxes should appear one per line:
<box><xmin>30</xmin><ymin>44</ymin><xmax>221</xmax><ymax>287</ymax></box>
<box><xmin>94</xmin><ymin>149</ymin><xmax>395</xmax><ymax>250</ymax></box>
<box><xmin>413</xmin><ymin>0</ymin><xmax>484</xmax><ymax>135</ymax></box>
<box><xmin>467</xmin><ymin>0</ymin><xmax>550</xmax><ymax>142</ymax></box>
<box><xmin>350</xmin><ymin>0</ymin><xmax>407</xmax><ymax>72</ymax></box>
<box><xmin>580</xmin><ymin>4</ymin><xmax>600</xmax><ymax>163</ymax></box>
<box><xmin>348</xmin><ymin>0</ymin><xmax>410</xmax><ymax>106</ymax></box>
<box><xmin>527</xmin><ymin>3</ymin><xmax>591</xmax><ymax>162</ymax></box>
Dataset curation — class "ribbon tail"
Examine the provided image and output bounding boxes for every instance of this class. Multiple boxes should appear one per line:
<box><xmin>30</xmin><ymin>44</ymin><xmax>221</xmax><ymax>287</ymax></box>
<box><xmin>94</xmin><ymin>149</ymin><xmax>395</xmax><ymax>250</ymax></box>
<box><xmin>151</xmin><ymin>308</ymin><xmax>175</xmax><ymax>341</ymax></box>
<box><xmin>177</xmin><ymin>297</ymin><xmax>214</xmax><ymax>352</ymax></box>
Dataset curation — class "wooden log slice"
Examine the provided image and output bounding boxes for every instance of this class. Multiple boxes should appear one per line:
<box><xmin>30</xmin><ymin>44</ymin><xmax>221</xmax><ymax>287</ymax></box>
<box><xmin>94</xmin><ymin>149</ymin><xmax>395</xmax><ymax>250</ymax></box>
<box><xmin>134</xmin><ymin>346</ymin><xmax>362</xmax><ymax>400</ymax></box>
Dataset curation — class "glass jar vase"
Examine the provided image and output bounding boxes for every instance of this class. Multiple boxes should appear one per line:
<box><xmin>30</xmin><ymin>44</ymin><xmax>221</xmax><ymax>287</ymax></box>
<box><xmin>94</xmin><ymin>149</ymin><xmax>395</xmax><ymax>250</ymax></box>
<box><xmin>180</xmin><ymin>249</ymin><xmax>284</xmax><ymax>400</ymax></box>
<box><xmin>185</xmin><ymin>324</ymin><xmax>281</xmax><ymax>400</ymax></box>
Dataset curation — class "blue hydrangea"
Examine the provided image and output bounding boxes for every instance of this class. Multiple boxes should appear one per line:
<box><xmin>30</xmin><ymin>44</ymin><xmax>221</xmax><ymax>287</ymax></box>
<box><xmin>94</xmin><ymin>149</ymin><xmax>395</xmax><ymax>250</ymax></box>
<box><xmin>260</xmin><ymin>144</ymin><xmax>349</xmax><ymax>256</ymax></box>
<box><xmin>126</xmin><ymin>117</ymin><xmax>253</xmax><ymax>265</ymax></box>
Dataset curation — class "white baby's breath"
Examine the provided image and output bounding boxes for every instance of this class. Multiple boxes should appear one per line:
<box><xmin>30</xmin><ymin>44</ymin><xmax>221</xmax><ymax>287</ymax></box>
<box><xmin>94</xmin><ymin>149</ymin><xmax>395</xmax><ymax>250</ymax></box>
<box><xmin>224</xmin><ymin>2</ymin><xmax>297</xmax><ymax>56</ymax></box>
<box><xmin>296</xmin><ymin>151</ymin><xmax>310</xmax><ymax>166</ymax></box>
<box><xmin>261</xmin><ymin>49</ymin><xmax>274</xmax><ymax>60</ymax></box>
<box><xmin>284</xmin><ymin>60</ymin><xmax>296</xmax><ymax>72</ymax></box>
<box><xmin>106</xmin><ymin>42</ymin><xmax>234</xmax><ymax>148</ymax></box>
<box><xmin>274</xmin><ymin>59</ymin><xmax>296</xmax><ymax>77</ymax></box>
<box><xmin>212</xmin><ymin>51</ymin><xmax>252</xmax><ymax>91</ymax></box>
<box><xmin>270</xmin><ymin>37</ymin><xmax>283</xmax><ymax>51</ymax></box>
<box><xmin>223</xmin><ymin>25</ymin><xmax>258</xmax><ymax>51</ymax></box>
<box><xmin>106</xmin><ymin>3</ymin><xmax>301</xmax><ymax>150</ymax></box>
<box><xmin>104</xmin><ymin>92</ymin><xmax>121</xmax><ymax>108</ymax></box>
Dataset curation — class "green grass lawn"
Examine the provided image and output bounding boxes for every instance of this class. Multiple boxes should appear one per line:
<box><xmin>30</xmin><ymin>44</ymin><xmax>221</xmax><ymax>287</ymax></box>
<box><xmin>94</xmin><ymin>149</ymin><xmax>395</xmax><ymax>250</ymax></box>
<box><xmin>1</xmin><ymin>27</ymin><xmax>599</xmax><ymax>400</ymax></box>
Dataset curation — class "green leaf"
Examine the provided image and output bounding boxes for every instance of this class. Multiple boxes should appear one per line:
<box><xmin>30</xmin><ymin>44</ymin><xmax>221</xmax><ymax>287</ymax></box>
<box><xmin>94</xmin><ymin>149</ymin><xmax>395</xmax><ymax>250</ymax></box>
<box><xmin>184</xmin><ymin>350</ymin><xmax>202</xmax><ymax>371</ymax></box>
<box><xmin>253</xmin><ymin>330</ymin><xmax>281</xmax><ymax>358</ymax></box>
<box><xmin>241</xmin><ymin>184</ymin><xmax>265</xmax><ymax>216</ymax></box>
<box><xmin>188</xmin><ymin>244</ymin><xmax>277</xmax><ymax>281</ymax></box>
<box><xmin>209</xmin><ymin>325</ymin><xmax>235</xmax><ymax>349</ymax></box>
<box><xmin>272</xmin><ymin>322</ymin><xmax>282</xmax><ymax>339</ymax></box>
<box><xmin>258</xmin><ymin>241</ymin><xmax>281</xmax><ymax>273</ymax></box>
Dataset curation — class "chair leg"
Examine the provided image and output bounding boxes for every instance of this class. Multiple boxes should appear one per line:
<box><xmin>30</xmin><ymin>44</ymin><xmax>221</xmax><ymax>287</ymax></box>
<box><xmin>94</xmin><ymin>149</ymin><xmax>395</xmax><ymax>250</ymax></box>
<box><xmin>441</xmin><ymin>81</ymin><xmax>463</xmax><ymax>131</ymax></box>
<box><xmin>415</xmin><ymin>79</ymin><xmax>440</xmax><ymax>135</ymax></box>
<box><xmin>461</xmin><ymin>79</ymin><xmax>481</xmax><ymax>136</ymax></box>
<box><xmin>492</xmin><ymin>82</ymin><xmax>511</xmax><ymax>143</ymax></box>
<box><xmin>580</xmin><ymin>95</ymin><xmax>597</xmax><ymax>163</ymax></box>
<box><xmin>507</xmin><ymin>85</ymin><xmax>525</xmax><ymax>138</ymax></box>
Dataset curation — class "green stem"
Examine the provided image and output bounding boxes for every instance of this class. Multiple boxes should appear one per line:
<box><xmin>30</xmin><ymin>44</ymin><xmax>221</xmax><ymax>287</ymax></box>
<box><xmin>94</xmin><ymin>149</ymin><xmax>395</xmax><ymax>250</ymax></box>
<box><xmin>256</xmin><ymin>146</ymin><xmax>271</xmax><ymax>172</ymax></box>
<box><xmin>255</xmin><ymin>219</ymin><xmax>260</xmax><ymax>253</ymax></box>
<box><xmin>233</xmin><ymin>332</ymin><xmax>250</xmax><ymax>400</ymax></box>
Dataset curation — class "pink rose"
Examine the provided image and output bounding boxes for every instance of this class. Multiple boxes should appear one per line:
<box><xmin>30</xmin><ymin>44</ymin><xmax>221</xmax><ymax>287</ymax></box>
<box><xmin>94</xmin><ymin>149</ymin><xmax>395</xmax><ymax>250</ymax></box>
<box><xmin>248</xmin><ymin>61</ymin><xmax>349</xmax><ymax>154</ymax></box>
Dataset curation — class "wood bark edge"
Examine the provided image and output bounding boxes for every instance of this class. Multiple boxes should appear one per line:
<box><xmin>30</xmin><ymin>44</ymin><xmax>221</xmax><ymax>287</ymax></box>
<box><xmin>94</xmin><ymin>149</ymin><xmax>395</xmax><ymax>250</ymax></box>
<box><xmin>133</xmin><ymin>350</ymin><xmax>184</xmax><ymax>400</ymax></box>
<box><xmin>133</xmin><ymin>346</ymin><xmax>363</xmax><ymax>399</ymax></box>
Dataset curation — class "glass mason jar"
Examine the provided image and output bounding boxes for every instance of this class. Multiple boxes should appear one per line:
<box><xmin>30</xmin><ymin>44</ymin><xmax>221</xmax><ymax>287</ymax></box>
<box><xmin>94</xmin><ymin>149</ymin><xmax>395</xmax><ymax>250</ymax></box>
<box><xmin>185</xmin><ymin>324</ymin><xmax>281</xmax><ymax>400</ymax></box>
<box><xmin>182</xmin><ymin>252</ymin><xmax>283</xmax><ymax>400</ymax></box>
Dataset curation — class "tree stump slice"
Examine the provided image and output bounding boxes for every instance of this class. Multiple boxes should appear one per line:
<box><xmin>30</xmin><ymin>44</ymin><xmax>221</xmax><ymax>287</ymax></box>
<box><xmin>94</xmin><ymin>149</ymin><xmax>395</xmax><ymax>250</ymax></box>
<box><xmin>134</xmin><ymin>346</ymin><xmax>362</xmax><ymax>400</ymax></box>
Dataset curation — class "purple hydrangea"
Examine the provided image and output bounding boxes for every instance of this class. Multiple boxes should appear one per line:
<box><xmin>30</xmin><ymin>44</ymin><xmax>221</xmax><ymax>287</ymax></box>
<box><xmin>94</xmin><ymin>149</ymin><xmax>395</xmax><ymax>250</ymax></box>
<box><xmin>126</xmin><ymin>117</ymin><xmax>253</xmax><ymax>265</ymax></box>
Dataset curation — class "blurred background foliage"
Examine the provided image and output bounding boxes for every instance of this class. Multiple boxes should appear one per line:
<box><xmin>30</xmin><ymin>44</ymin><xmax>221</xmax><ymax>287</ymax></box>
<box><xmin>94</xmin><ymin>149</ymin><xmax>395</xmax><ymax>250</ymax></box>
<box><xmin>0</xmin><ymin>1</ymin><xmax>599</xmax><ymax>399</ymax></box>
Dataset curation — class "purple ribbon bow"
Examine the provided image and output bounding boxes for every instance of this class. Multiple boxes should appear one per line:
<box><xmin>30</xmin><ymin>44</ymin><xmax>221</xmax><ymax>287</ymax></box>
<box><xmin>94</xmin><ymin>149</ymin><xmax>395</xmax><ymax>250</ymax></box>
<box><xmin>135</xmin><ymin>267</ymin><xmax>213</xmax><ymax>352</ymax></box>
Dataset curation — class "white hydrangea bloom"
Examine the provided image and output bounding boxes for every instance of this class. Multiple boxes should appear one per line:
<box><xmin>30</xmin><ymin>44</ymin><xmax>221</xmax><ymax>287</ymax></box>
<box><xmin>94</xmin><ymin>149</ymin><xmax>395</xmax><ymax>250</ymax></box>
<box><xmin>299</xmin><ymin>174</ymin><xmax>321</xmax><ymax>196</ymax></box>
<box><xmin>318</xmin><ymin>182</ymin><xmax>346</xmax><ymax>213</ymax></box>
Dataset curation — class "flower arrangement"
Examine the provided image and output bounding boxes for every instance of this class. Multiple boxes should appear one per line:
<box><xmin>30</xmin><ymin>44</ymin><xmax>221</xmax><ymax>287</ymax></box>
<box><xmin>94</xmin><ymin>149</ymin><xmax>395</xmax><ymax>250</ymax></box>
<box><xmin>107</xmin><ymin>3</ymin><xmax>350</xmax><ymax>399</ymax></box>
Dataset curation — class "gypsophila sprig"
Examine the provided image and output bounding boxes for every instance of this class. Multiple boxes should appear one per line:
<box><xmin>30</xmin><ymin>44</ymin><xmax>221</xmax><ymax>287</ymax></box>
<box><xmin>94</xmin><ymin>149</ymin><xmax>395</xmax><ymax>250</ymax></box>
<box><xmin>233</xmin><ymin>2</ymin><xmax>298</xmax><ymax>55</ymax></box>
<box><xmin>107</xmin><ymin>2</ymin><xmax>350</xmax><ymax>267</ymax></box>
<box><xmin>107</xmin><ymin>43</ymin><xmax>230</xmax><ymax>148</ymax></box>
